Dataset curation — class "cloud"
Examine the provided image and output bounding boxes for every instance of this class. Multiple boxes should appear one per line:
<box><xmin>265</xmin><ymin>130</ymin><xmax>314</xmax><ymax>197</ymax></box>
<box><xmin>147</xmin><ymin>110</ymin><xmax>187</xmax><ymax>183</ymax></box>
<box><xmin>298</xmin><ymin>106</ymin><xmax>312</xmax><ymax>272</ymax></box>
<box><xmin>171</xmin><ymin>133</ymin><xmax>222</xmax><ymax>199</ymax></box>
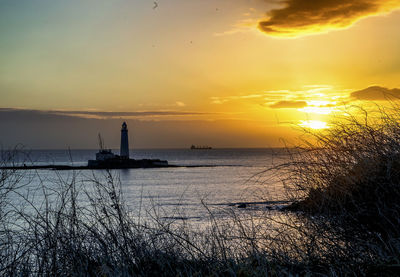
<box><xmin>269</xmin><ymin>100</ymin><xmax>308</xmax><ymax>109</ymax></box>
<box><xmin>210</xmin><ymin>94</ymin><xmax>265</xmax><ymax>104</ymax></box>
<box><xmin>210</xmin><ymin>86</ymin><xmax>343</xmax><ymax>109</ymax></box>
<box><xmin>0</xmin><ymin>108</ymin><xmax>288</xmax><ymax>149</ymax></box>
<box><xmin>214</xmin><ymin>18</ymin><xmax>259</xmax><ymax>37</ymax></box>
<box><xmin>211</xmin><ymin>93</ymin><xmax>285</xmax><ymax>105</ymax></box>
<box><xmin>175</xmin><ymin>101</ymin><xmax>186</xmax><ymax>107</ymax></box>
<box><xmin>258</xmin><ymin>0</ymin><xmax>400</xmax><ymax>37</ymax></box>
<box><xmin>0</xmin><ymin>108</ymin><xmax>210</xmax><ymax>119</ymax></box>
<box><xmin>350</xmin><ymin>86</ymin><xmax>400</xmax><ymax>100</ymax></box>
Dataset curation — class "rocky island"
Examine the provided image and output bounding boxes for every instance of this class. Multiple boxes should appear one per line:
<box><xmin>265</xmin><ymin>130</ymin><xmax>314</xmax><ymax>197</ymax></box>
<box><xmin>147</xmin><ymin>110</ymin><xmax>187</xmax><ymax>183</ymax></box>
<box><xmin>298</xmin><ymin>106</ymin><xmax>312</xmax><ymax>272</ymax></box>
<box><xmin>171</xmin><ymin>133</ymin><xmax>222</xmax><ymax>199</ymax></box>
<box><xmin>1</xmin><ymin>122</ymin><xmax>170</xmax><ymax>170</ymax></box>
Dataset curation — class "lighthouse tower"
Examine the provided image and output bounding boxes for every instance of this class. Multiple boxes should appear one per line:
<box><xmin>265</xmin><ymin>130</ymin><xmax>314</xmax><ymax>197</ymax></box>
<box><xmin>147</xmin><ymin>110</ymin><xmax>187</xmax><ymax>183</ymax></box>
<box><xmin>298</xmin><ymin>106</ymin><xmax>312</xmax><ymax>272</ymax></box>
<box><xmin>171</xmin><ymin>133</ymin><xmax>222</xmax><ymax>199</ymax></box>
<box><xmin>120</xmin><ymin>122</ymin><xmax>130</xmax><ymax>159</ymax></box>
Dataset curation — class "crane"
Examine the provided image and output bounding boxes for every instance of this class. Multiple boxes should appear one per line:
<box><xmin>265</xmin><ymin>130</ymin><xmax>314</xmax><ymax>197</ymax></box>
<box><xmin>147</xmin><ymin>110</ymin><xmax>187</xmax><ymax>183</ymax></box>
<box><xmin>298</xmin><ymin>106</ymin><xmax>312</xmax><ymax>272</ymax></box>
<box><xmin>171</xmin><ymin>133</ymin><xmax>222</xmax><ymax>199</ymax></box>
<box><xmin>98</xmin><ymin>133</ymin><xmax>105</xmax><ymax>151</ymax></box>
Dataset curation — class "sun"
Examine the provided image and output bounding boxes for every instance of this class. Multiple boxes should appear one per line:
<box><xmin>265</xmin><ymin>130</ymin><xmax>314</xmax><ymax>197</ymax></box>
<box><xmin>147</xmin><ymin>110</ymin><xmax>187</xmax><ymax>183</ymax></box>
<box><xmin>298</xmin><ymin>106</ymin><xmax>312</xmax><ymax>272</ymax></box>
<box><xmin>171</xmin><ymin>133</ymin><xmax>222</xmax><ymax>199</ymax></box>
<box><xmin>299</xmin><ymin>120</ymin><xmax>329</xmax><ymax>130</ymax></box>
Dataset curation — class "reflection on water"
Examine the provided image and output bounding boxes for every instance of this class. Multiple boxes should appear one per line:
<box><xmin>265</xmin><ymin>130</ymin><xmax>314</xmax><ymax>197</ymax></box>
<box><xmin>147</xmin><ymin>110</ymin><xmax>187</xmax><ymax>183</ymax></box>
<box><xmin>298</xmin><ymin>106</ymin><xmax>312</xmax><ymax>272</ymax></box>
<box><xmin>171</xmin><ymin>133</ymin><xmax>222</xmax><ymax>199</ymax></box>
<box><xmin>7</xmin><ymin>148</ymin><xmax>289</xmax><ymax>223</ymax></box>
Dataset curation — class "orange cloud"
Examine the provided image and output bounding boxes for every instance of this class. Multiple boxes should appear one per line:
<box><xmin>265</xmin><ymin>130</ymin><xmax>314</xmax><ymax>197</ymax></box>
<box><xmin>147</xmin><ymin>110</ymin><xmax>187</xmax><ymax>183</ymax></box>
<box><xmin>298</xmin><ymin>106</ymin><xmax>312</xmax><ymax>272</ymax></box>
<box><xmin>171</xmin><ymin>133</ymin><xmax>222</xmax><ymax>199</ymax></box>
<box><xmin>270</xmin><ymin>100</ymin><xmax>308</xmax><ymax>109</ymax></box>
<box><xmin>350</xmin><ymin>86</ymin><xmax>400</xmax><ymax>100</ymax></box>
<box><xmin>259</xmin><ymin>0</ymin><xmax>400</xmax><ymax>37</ymax></box>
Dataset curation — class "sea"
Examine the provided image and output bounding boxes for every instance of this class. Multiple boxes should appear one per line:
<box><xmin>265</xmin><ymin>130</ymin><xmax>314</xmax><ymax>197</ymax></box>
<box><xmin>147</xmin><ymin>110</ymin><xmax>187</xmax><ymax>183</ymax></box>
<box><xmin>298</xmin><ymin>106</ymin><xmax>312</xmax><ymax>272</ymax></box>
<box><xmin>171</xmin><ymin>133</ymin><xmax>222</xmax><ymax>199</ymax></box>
<box><xmin>5</xmin><ymin>148</ymin><xmax>290</xmax><ymax>224</ymax></box>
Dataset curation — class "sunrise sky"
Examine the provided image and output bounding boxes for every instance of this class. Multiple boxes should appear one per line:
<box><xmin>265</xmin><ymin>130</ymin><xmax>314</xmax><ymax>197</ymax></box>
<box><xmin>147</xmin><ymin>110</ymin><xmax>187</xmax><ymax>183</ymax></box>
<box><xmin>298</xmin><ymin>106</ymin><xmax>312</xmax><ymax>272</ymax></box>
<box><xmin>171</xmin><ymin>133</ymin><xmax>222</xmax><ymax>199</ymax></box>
<box><xmin>1</xmin><ymin>0</ymin><xmax>400</xmax><ymax>149</ymax></box>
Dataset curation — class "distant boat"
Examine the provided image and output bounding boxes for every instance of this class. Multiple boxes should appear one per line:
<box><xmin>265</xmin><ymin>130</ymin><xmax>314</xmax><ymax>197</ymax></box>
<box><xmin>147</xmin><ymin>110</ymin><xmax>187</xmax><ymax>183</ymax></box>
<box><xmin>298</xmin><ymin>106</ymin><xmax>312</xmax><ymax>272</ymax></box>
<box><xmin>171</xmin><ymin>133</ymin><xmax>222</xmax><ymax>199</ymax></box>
<box><xmin>190</xmin><ymin>145</ymin><xmax>212</xmax><ymax>150</ymax></box>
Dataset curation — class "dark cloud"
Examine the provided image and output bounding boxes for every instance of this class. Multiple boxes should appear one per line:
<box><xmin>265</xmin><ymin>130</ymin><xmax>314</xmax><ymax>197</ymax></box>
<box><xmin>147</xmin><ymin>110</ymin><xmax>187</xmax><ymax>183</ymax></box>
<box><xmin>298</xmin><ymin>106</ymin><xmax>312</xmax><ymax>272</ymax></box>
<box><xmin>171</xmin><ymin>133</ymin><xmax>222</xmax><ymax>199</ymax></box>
<box><xmin>269</xmin><ymin>100</ymin><xmax>308</xmax><ymax>109</ymax></box>
<box><xmin>259</xmin><ymin>0</ymin><xmax>400</xmax><ymax>37</ymax></box>
<box><xmin>0</xmin><ymin>108</ymin><xmax>284</xmax><ymax>149</ymax></box>
<box><xmin>0</xmin><ymin>108</ymin><xmax>209</xmax><ymax>119</ymax></box>
<box><xmin>350</xmin><ymin>86</ymin><xmax>400</xmax><ymax>101</ymax></box>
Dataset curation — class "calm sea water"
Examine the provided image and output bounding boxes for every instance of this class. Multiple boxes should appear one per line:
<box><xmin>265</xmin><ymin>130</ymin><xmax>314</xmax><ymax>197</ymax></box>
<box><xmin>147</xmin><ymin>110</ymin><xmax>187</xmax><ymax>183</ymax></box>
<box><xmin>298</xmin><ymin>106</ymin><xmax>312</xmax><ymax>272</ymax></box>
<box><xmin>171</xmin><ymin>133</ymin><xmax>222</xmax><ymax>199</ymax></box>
<box><xmin>7</xmin><ymin>148</ymin><xmax>289</xmax><ymax>223</ymax></box>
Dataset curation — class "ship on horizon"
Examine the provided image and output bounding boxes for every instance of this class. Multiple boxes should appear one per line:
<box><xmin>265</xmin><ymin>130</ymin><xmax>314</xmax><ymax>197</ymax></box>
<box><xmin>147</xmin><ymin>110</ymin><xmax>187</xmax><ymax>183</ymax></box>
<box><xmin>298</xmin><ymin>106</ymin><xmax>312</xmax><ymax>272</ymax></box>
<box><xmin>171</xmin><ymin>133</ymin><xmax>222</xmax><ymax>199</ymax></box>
<box><xmin>190</xmin><ymin>145</ymin><xmax>212</xmax><ymax>150</ymax></box>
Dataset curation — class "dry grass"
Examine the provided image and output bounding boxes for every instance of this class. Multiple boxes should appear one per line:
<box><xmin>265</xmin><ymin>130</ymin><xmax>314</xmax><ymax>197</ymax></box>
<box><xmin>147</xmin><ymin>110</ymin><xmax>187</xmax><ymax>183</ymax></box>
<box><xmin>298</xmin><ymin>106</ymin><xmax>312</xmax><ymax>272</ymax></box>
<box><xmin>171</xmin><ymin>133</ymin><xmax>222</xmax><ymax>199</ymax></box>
<box><xmin>1</xmin><ymin>105</ymin><xmax>400</xmax><ymax>276</ymax></box>
<box><xmin>276</xmin><ymin>105</ymin><xmax>400</xmax><ymax>273</ymax></box>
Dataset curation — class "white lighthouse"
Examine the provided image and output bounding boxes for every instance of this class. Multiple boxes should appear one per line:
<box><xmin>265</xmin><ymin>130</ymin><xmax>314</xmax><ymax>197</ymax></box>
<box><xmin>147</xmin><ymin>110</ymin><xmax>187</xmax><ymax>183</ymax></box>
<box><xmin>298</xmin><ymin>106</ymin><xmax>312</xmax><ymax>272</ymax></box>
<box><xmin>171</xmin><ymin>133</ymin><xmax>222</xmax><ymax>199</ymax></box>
<box><xmin>120</xmin><ymin>122</ymin><xmax>130</xmax><ymax>159</ymax></box>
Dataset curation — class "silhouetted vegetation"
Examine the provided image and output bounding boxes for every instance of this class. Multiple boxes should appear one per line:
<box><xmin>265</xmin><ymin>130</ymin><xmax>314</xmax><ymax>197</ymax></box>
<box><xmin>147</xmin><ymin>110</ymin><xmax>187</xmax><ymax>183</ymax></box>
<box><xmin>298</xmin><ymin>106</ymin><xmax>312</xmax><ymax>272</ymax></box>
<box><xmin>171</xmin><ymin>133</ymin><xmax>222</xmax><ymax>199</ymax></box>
<box><xmin>279</xmin><ymin>105</ymin><xmax>400</xmax><ymax>274</ymax></box>
<box><xmin>1</xmin><ymin>105</ymin><xmax>400</xmax><ymax>276</ymax></box>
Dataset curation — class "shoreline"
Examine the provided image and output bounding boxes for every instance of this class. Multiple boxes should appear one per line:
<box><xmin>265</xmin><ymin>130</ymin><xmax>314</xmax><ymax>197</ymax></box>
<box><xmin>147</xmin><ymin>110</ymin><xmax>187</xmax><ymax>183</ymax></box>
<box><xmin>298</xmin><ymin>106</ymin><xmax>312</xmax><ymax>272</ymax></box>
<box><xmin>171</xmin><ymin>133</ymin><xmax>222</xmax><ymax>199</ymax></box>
<box><xmin>0</xmin><ymin>164</ymin><xmax>238</xmax><ymax>170</ymax></box>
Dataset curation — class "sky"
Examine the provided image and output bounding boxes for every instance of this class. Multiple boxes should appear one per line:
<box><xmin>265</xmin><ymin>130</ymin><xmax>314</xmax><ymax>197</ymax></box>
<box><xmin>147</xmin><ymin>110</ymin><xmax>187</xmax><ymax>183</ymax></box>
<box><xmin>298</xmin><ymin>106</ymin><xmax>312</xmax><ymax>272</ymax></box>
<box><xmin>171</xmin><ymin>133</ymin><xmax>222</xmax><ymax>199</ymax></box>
<box><xmin>1</xmin><ymin>0</ymin><xmax>400</xmax><ymax>149</ymax></box>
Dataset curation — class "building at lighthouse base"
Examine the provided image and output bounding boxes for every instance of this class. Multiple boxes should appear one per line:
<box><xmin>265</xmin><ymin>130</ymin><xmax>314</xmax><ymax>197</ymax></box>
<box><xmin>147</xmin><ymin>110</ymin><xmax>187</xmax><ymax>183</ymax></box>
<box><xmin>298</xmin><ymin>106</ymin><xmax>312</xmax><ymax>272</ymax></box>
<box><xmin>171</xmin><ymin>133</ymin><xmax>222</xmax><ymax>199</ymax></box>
<box><xmin>88</xmin><ymin>155</ymin><xmax>168</xmax><ymax>169</ymax></box>
<box><xmin>88</xmin><ymin>122</ymin><xmax>168</xmax><ymax>169</ymax></box>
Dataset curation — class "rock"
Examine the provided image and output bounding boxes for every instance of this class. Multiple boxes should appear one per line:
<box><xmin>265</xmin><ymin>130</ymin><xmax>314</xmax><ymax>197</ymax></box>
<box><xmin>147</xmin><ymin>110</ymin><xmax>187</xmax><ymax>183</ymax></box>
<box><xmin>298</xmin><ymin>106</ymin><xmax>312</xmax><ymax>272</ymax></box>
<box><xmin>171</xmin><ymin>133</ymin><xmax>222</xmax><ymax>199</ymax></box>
<box><xmin>283</xmin><ymin>201</ymin><xmax>304</xmax><ymax>211</ymax></box>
